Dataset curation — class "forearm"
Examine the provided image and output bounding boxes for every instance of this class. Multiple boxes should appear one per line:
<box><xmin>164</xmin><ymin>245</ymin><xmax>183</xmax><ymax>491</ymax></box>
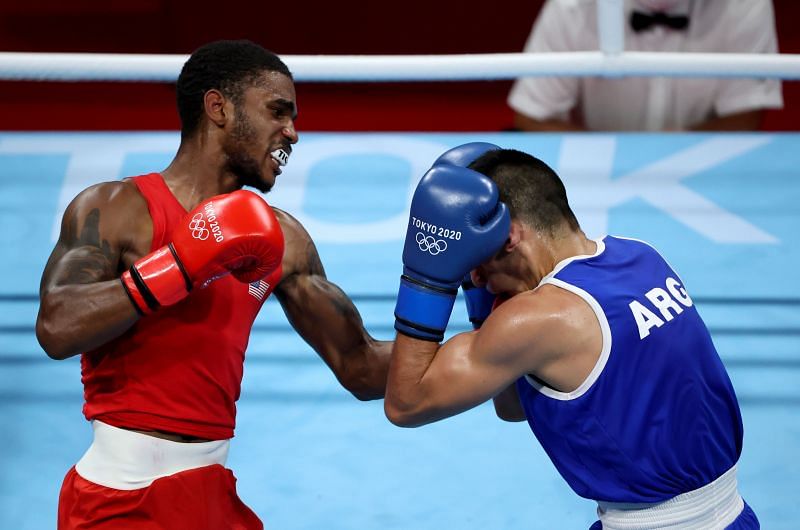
<box><xmin>385</xmin><ymin>333</ymin><xmax>440</xmax><ymax>426</ymax></box>
<box><xmin>387</xmin><ymin>157</ymin><xmax>511</xmax><ymax>425</ymax></box>
<box><xmin>277</xmin><ymin>274</ymin><xmax>392</xmax><ymax>400</ymax></box>
<box><xmin>36</xmin><ymin>280</ymin><xmax>139</xmax><ymax>360</ymax></box>
<box><xmin>307</xmin><ymin>322</ymin><xmax>392</xmax><ymax>400</ymax></box>
<box><xmin>345</xmin><ymin>338</ymin><xmax>392</xmax><ymax>401</ymax></box>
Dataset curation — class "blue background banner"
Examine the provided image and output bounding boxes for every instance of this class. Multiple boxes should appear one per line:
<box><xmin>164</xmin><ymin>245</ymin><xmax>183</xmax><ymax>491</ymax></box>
<box><xmin>1</xmin><ymin>132</ymin><xmax>798</xmax><ymax>529</ymax></box>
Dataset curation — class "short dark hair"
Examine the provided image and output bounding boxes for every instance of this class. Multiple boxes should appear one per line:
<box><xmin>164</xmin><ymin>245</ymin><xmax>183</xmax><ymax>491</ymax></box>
<box><xmin>469</xmin><ymin>149</ymin><xmax>580</xmax><ymax>234</ymax></box>
<box><xmin>176</xmin><ymin>40</ymin><xmax>293</xmax><ymax>139</ymax></box>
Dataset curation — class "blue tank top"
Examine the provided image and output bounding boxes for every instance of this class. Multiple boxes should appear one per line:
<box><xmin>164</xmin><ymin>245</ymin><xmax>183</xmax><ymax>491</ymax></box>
<box><xmin>516</xmin><ymin>236</ymin><xmax>743</xmax><ymax>503</ymax></box>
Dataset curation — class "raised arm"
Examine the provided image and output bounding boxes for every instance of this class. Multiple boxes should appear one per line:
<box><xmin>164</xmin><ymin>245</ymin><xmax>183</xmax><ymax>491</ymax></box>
<box><xmin>36</xmin><ymin>181</ymin><xmax>150</xmax><ymax>360</ymax></box>
<box><xmin>385</xmin><ymin>295</ymin><xmax>541</xmax><ymax>427</ymax></box>
<box><xmin>385</xmin><ymin>286</ymin><xmax>597</xmax><ymax>427</ymax></box>
<box><xmin>272</xmin><ymin>209</ymin><xmax>391</xmax><ymax>401</ymax></box>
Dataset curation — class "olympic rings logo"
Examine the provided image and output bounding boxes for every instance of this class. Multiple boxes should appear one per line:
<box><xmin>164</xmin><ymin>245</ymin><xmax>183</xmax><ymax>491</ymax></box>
<box><xmin>416</xmin><ymin>232</ymin><xmax>447</xmax><ymax>255</ymax></box>
<box><xmin>189</xmin><ymin>213</ymin><xmax>210</xmax><ymax>240</ymax></box>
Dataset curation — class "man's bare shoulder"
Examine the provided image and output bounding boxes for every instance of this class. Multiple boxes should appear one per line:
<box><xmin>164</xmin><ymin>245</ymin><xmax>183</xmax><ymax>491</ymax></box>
<box><xmin>517</xmin><ymin>283</ymin><xmax>599</xmax><ymax>332</ymax></box>
<box><xmin>272</xmin><ymin>207</ymin><xmax>308</xmax><ymax>242</ymax></box>
<box><xmin>42</xmin><ymin>180</ymin><xmax>153</xmax><ymax>293</ymax></box>
<box><xmin>70</xmin><ymin>180</ymin><xmax>148</xmax><ymax>217</ymax></box>
<box><xmin>480</xmin><ymin>285</ymin><xmax>599</xmax><ymax>364</ymax></box>
<box><xmin>271</xmin><ymin>207</ymin><xmax>323</xmax><ymax>280</ymax></box>
<box><xmin>59</xmin><ymin>180</ymin><xmax>152</xmax><ymax>253</ymax></box>
<box><xmin>491</xmin><ymin>285</ymin><xmax>582</xmax><ymax>325</ymax></box>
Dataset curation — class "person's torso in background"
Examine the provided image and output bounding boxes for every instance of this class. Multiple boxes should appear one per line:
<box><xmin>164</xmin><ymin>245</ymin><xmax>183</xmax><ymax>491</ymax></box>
<box><xmin>510</xmin><ymin>0</ymin><xmax>782</xmax><ymax>130</ymax></box>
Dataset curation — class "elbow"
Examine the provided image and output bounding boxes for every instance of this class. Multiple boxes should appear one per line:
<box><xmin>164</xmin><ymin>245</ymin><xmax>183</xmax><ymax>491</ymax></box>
<box><xmin>350</xmin><ymin>389</ymin><xmax>381</xmax><ymax>402</ymax></box>
<box><xmin>384</xmin><ymin>397</ymin><xmax>426</xmax><ymax>428</ymax></box>
<box><xmin>343</xmin><ymin>379</ymin><xmax>383</xmax><ymax>402</ymax></box>
<box><xmin>384</xmin><ymin>403</ymin><xmax>415</xmax><ymax>428</ymax></box>
<box><xmin>338</xmin><ymin>359</ymin><xmax>386</xmax><ymax>402</ymax></box>
<box><xmin>36</xmin><ymin>320</ymin><xmax>69</xmax><ymax>360</ymax></box>
<box><xmin>36</xmin><ymin>304</ymin><xmax>74</xmax><ymax>360</ymax></box>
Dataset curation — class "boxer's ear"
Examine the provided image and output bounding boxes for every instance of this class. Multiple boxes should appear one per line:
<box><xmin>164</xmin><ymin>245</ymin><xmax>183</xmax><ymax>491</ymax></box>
<box><xmin>204</xmin><ymin>89</ymin><xmax>228</xmax><ymax>128</ymax></box>
<box><xmin>505</xmin><ymin>221</ymin><xmax>524</xmax><ymax>252</ymax></box>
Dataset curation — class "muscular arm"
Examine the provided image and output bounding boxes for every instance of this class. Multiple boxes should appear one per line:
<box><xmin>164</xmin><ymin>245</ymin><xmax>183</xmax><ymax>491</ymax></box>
<box><xmin>385</xmin><ymin>328</ymin><xmax>524</xmax><ymax>427</ymax></box>
<box><xmin>385</xmin><ymin>286</ymin><xmax>600</xmax><ymax>427</ymax></box>
<box><xmin>273</xmin><ymin>210</ymin><xmax>391</xmax><ymax>401</ymax></box>
<box><xmin>36</xmin><ymin>182</ymin><xmax>149</xmax><ymax>360</ymax></box>
<box><xmin>385</xmin><ymin>295</ymin><xmax>541</xmax><ymax>427</ymax></box>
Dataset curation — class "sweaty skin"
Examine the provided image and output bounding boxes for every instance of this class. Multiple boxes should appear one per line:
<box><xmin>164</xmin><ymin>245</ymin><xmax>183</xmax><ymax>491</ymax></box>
<box><xmin>37</xmin><ymin>71</ymin><xmax>391</xmax><ymax>443</ymax></box>
<box><xmin>385</xmin><ymin>221</ymin><xmax>602</xmax><ymax>427</ymax></box>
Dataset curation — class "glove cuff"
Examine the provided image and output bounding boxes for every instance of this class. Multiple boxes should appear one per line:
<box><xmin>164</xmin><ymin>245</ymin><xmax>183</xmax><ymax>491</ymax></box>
<box><xmin>461</xmin><ymin>279</ymin><xmax>496</xmax><ymax>330</ymax></box>
<box><xmin>120</xmin><ymin>269</ymin><xmax>153</xmax><ymax>316</ymax></box>
<box><xmin>121</xmin><ymin>245</ymin><xmax>192</xmax><ymax>314</ymax></box>
<box><xmin>394</xmin><ymin>274</ymin><xmax>458</xmax><ymax>342</ymax></box>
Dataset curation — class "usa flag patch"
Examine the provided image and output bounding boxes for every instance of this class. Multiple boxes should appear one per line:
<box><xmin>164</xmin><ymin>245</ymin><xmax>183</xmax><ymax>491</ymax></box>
<box><xmin>248</xmin><ymin>280</ymin><xmax>270</xmax><ymax>301</ymax></box>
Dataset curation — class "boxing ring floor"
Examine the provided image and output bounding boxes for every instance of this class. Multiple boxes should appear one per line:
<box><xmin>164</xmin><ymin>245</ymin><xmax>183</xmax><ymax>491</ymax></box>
<box><xmin>1</xmin><ymin>132</ymin><xmax>798</xmax><ymax>529</ymax></box>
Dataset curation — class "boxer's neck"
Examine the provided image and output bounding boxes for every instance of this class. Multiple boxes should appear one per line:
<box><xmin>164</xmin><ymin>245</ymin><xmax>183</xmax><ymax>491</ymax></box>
<box><xmin>161</xmin><ymin>136</ymin><xmax>240</xmax><ymax>211</ymax></box>
<box><xmin>521</xmin><ymin>227</ymin><xmax>596</xmax><ymax>289</ymax></box>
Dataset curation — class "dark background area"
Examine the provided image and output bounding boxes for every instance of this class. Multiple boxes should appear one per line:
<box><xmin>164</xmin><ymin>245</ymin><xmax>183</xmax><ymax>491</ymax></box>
<box><xmin>0</xmin><ymin>0</ymin><xmax>797</xmax><ymax>131</ymax></box>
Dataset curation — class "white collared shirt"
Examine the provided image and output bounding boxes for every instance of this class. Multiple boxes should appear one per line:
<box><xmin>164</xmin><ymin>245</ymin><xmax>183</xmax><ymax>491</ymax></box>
<box><xmin>508</xmin><ymin>0</ymin><xmax>784</xmax><ymax>131</ymax></box>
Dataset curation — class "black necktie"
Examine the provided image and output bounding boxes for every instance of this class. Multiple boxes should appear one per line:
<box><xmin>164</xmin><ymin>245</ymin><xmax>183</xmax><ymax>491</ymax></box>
<box><xmin>630</xmin><ymin>11</ymin><xmax>690</xmax><ymax>33</ymax></box>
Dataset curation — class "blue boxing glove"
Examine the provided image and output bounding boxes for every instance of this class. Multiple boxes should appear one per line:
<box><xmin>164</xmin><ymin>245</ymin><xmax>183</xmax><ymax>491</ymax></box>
<box><xmin>394</xmin><ymin>165</ymin><xmax>510</xmax><ymax>342</ymax></box>
<box><xmin>435</xmin><ymin>142</ymin><xmax>502</xmax><ymax>330</ymax></box>
<box><xmin>432</xmin><ymin>141</ymin><xmax>500</xmax><ymax>168</ymax></box>
<box><xmin>461</xmin><ymin>274</ymin><xmax>495</xmax><ymax>329</ymax></box>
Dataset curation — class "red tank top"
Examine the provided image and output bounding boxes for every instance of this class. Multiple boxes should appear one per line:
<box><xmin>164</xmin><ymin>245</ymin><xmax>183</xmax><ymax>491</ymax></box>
<box><xmin>81</xmin><ymin>173</ymin><xmax>281</xmax><ymax>439</ymax></box>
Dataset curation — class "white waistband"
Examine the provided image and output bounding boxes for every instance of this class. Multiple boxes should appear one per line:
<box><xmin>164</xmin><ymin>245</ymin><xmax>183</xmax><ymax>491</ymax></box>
<box><xmin>597</xmin><ymin>464</ymin><xmax>744</xmax><ymax>530</ymax></box>
<box><xmin>75</xmin><ymin>420</ymin><xmax>230</xmax><ymax>490</ymax></box>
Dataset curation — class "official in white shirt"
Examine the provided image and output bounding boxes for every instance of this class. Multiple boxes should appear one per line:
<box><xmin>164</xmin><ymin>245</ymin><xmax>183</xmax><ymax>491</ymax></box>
<box><xmin>508</xmin><ymin>0</ymin><xmax>783</xmax><ymax>131</ymax></box>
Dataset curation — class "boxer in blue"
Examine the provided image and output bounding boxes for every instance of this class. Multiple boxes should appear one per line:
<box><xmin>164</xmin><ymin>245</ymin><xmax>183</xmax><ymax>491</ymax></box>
<box><xmin>385</xmin><ymin>143</ymin><xmax>759</xmax><ymax>529</ymax></box>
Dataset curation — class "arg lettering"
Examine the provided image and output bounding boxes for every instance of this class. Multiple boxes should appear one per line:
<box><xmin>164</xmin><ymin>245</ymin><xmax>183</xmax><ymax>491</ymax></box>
<box><xmin>629</xmin><ymin>277</ymin><xmax>693</xmax><ymax>339</ymax></box>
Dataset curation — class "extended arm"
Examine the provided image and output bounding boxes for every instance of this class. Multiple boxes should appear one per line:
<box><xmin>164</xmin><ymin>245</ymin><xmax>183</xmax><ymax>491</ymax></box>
<box><xmin>385</xmin><ymin>159</ymin><xmax>520</xmax><ymax>426</ymax></box>
<box><xmin>36</xmin><ymin>182</ymin><xmax>146</xmax><ymax>359</ymax></box>
<box><xmin>273</xmin><ymin>210</ymin><xmax>391</xmax><ymax>400</ymax></box>
<box><xmin>386</xmin><ymin>285</ymin><xmax>598</xmax><ymax>428</ymax></box>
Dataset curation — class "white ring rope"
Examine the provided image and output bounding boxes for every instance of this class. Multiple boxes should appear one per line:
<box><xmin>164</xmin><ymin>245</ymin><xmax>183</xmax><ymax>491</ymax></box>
<box><xmin>1</xmin><ymin>51</ymin><xmax>800</xmax><ymax>82</ymax></box>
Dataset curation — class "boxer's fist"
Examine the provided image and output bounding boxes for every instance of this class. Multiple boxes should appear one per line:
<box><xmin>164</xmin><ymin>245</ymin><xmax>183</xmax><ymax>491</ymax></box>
<box><xmin>403</xmin><ymin>165</ymin><xmax>509</xmax><ymax>285</ymax></box>
<box><xmin>171</xmin><ymin>191</ymin><xmax>283</xmax><ymax>285</ymax></box>
<box><xmin>394</xmin><ymin>165</ymin><xmax>510</xmax><ymax>341</ymax></box>
<box><xmin>461</xmin><ymin>274</ymin><xmax>494</xmax><ymax>329</ymax></box>
<box><xmin>432</xmin><ymin>142</ymin><xmax>501</xmax><ymax>330</ymax></box>
<box><xmin>121</xmin><ymin>190</ymin><xmax>284</xmax><ymax>315</ymax></box>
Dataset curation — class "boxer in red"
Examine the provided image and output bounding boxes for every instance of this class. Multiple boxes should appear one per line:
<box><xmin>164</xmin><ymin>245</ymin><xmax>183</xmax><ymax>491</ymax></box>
<box><xmin>35</xmin><ymin>40</ymin><xmax>391</xmax><ymax>530</ymax></box>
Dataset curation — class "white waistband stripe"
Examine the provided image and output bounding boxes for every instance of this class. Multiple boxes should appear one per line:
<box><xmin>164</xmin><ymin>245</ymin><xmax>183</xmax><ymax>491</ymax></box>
<box><xmin>75</xmin><ymin>420</ymin><xmax>230</xmax><ymax>490</ymax></box>
<box><xmin>597</xmin><ymin>464</ymin><xmax>743</xmax><ymax>530</ymax></box>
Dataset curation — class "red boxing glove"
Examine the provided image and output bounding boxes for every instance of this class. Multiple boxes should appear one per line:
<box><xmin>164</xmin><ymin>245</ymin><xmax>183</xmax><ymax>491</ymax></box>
<box><xmin>121</xmin><ymin>190</ymin><xmax>284</xmax><ymax>315</ymax></box>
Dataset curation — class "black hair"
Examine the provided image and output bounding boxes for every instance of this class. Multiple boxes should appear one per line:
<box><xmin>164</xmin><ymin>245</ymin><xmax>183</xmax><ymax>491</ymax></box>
<box><xmin>469</xmin><ymin>149</ymin><xmax>580</xmax><ymax>235</ymax></box>
<box><xmin>176</xmin><ymin>40</ymin><xmax>293</xmax><ymax>139</ymax></box>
